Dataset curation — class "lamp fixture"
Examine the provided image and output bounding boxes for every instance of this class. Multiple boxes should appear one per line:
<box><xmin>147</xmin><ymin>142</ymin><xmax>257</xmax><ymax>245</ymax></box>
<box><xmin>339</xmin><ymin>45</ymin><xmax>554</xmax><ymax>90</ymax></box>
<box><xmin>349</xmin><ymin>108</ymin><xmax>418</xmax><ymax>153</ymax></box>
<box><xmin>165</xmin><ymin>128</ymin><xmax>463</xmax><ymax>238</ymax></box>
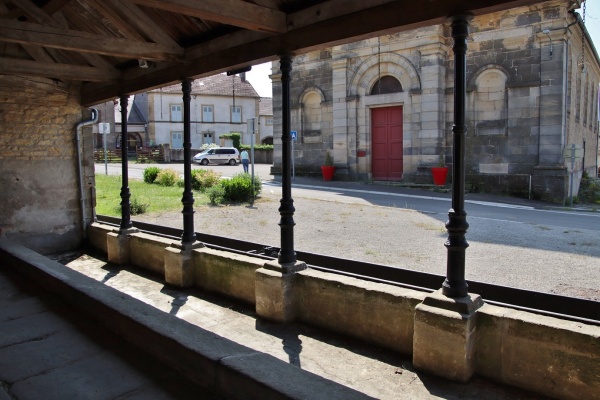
<box><xmin>542</xmin><ymin>29</ymin><xmax>553</xmax><ymax>59</ymax></box>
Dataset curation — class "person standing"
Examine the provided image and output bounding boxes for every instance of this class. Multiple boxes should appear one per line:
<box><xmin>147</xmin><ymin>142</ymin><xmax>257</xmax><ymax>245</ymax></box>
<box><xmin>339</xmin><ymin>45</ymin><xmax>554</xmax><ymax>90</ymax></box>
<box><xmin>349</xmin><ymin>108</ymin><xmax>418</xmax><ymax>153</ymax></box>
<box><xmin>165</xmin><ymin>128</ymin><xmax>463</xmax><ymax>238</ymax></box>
<box><xmin>240</xmin><ymin>149</ymin><xmax>249</xmax><ymax>173</ymax></box>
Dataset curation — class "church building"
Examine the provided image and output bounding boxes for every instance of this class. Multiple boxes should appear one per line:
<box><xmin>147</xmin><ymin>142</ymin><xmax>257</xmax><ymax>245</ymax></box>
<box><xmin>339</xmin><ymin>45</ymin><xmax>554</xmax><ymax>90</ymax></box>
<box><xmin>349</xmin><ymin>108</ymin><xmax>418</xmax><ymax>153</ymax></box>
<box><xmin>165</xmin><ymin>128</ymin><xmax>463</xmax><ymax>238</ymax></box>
<box><xmin>271</xmin><ymin>0</ymin><xmax>599</xmax><ymax>203</ymax></box>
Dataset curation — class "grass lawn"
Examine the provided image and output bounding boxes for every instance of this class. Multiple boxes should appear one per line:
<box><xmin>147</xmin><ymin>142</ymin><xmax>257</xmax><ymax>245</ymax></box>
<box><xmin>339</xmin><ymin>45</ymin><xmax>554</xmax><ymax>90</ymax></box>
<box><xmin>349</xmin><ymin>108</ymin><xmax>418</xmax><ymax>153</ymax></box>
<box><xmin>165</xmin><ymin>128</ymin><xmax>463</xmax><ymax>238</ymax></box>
<box><xmin>95</xmin><ymin>174</ymin><xmax>208</xmax><ymax>217</ymax></box>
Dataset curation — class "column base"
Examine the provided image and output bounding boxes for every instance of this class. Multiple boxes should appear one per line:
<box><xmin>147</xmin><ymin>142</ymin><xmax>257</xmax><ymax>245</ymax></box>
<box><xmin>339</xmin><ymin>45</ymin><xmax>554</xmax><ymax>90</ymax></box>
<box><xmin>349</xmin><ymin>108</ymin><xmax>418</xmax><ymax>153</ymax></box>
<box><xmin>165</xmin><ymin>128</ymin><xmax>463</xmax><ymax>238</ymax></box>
<box><xmin>255</xmin><ymin>260</ymin><xmax>306</xmax><ymax>323</ymax></box>
<box><xmin>413</xmin><ymin>289</ymin><xmax>484</xmax><ymax>382</ymax></box>
<box><xmin>164</xmin><ymin>242</ymin><xmax>203</xmax><ymax>287</ymax></box>
<box><xmin>106</xmin><ymin>230</ymin><xmax>136</xmax><ymax>265</ymax></box>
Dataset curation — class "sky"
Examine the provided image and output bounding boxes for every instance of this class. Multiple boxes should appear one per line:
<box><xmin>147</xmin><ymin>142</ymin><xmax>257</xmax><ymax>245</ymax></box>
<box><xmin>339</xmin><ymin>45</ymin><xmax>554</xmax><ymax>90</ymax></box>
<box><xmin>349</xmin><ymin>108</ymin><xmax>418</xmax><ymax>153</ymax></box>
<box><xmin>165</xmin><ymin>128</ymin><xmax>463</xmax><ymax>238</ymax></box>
<box><xmin>244</xmin><ymin>2</ymin><xmax>600</xmax><ymax>99</ymax></box>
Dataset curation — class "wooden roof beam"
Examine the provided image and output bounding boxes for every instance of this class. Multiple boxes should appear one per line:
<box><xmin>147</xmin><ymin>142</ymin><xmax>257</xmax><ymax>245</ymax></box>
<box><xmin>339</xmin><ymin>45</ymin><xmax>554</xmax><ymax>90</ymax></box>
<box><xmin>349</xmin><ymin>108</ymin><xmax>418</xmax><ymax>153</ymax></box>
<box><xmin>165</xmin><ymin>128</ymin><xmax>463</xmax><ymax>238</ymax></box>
<box><xmin>0</xmin><ymin>19</ymin><xmax>184</xmax><ymax>61</ymax></box>
<box><xmin>0</xmin><ymin>57</ymin><xmax>120</xmax><ymax>81</ymax></box>
<box><xmin>130</xmin><ymin>0</ymin><xmax>287</xmax><ymax>33</ymax></box>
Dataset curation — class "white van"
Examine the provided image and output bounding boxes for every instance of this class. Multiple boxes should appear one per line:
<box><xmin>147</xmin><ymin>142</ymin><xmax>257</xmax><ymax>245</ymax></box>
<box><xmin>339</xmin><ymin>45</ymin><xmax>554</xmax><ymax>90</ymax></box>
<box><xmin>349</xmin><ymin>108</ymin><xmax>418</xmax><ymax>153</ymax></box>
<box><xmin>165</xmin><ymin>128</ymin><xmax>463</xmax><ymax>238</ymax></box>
<box><xmin>193</xmin><ymin>147</ymin><xmax>240</xmax><ymax>165</ymax></box>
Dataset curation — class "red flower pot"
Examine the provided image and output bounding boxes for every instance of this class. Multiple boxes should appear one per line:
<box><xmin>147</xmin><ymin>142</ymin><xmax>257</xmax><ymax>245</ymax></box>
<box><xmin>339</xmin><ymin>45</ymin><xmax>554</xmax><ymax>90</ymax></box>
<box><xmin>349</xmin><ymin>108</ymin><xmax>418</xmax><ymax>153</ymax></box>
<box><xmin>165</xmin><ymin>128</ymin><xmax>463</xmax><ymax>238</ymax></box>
<box><xmin>431</xmin><ymin>167</ymin><xmax>448</xmax><ymax>186</ymax></box>
<box><xmin>321</xmin><ymin>165</ymin><xmax>335</xmax><ymax>181</ymax></box>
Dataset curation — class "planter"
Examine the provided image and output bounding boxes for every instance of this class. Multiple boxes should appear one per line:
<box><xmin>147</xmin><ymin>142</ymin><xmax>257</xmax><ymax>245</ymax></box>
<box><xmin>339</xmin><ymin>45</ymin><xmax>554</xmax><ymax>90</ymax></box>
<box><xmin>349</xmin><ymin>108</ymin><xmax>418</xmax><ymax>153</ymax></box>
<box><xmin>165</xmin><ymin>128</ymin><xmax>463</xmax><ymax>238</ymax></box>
<box><xmin>431</xmin><ymin>167</ymin><xmax>448</xmax><ymax>186</ymax></box>
<box><xmin>321</xmin><ymin>165</ymin><xmax>335</xmax><ymax>181</ymax></box>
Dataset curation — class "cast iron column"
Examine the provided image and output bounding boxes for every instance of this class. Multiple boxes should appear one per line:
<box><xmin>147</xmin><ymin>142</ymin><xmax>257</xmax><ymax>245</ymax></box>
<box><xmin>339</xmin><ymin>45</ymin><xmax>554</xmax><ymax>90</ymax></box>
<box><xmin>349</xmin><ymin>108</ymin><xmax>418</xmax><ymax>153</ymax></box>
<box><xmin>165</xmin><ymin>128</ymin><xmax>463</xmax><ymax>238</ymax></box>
<box><xmin>443</xmin><ymin>15</ymin><xmax>470</xmax><ymax>298</ymax></box>
<box><xmin>119</xmin><ymin>94</ymin><xmax>133</xmax><ymax>232</ymax></box>
<box><xmin>180</xmin><ymin>78</ymin><xmax>196</xmax><ymax>246</ymax></box>
<box><xmin>278</xmin><ymin>55</ymin><xmax>297</xmax><ymax>267</ymax></box>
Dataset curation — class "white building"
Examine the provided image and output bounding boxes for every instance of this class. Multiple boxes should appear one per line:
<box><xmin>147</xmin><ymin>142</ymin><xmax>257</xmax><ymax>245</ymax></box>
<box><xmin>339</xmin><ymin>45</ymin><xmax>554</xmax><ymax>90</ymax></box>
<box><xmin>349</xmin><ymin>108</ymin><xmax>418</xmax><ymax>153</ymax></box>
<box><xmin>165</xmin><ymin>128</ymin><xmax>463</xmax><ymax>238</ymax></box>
<box><xmin>144</xmin><ymin>74</ymin><xmax>260</xmax><ymax>148</ymax></box>
<box><xmin>258</xmin><ymin>97</ymin><xmax>274</xmax><ymax>144</ymax></box>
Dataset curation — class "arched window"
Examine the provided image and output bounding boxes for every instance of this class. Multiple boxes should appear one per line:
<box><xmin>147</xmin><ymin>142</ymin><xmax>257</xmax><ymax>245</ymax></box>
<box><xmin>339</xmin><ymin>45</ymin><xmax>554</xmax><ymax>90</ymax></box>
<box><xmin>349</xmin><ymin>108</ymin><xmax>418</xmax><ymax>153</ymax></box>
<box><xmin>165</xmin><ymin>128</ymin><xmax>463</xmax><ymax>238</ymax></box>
<box><xmin>475</xmin><ymin>69</ymin><xmax>507</xmax><ymax>136</ymax></box>
<box><xmin>370</xmin><ymin>76</ymin><xmax>403</xmax><ymax>95</ymax></box>
<box><xmin>302</xmin><ymin>91</ymin><xmax>322</xmax><ymax>135</ymax></box>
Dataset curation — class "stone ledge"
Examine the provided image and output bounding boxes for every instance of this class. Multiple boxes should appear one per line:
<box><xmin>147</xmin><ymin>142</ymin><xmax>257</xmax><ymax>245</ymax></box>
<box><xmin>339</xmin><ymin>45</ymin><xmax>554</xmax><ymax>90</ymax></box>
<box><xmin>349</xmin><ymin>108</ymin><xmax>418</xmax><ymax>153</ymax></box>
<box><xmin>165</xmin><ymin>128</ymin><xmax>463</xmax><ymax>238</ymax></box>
<box><xmin>0</xmin><ymin>240</ymin><xmax>372</xmax><ymax>400</ymax></box>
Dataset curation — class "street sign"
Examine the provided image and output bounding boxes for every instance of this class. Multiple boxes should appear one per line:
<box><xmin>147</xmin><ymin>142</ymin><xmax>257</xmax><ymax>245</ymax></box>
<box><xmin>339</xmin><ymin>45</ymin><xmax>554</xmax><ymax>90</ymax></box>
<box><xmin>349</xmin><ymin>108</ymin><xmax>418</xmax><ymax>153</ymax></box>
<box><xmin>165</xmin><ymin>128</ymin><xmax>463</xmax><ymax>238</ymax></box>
<box><xmin>291</xmin><ymin>130</ymin><xmax>297</xmax><ymax>141</ymax></box>
<box><xmin>99</xmin><ymin>122</ymin><xmax>110</xmax><ymax>134</ymax></box>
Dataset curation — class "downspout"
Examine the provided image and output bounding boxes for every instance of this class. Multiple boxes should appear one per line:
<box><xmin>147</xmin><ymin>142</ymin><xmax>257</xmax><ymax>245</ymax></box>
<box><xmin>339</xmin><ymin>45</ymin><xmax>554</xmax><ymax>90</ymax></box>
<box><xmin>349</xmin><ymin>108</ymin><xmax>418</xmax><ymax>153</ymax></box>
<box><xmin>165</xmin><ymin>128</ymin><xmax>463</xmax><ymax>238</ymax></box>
<box><xmin>76</xmin><ymin>108</ymin><xmax>98</xmax><ymax>238</ymax></box>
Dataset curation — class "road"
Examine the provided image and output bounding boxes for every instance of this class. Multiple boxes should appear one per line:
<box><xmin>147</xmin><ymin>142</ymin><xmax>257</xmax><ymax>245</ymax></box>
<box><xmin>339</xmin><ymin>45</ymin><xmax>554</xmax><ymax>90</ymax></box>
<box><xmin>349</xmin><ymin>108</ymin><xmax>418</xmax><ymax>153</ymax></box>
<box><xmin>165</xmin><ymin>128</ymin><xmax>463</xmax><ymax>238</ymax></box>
<box><xmin>95</xmin><ymin>162</ymin><xmax>600</xmax><ymax>232</ymax></box>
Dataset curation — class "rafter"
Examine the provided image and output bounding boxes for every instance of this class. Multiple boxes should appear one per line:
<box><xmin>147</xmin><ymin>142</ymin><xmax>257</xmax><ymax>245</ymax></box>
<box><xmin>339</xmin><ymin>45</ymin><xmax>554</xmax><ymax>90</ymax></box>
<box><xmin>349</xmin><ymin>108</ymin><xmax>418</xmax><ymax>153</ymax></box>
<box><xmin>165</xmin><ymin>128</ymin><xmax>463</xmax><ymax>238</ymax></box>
<box><xmin>0</xmin><ymin>57</ymin><xmax>120</xmax><ymax>81</ymax></box>
<box><xmin>0</xmin><ymin>19</ymin><xmax>184</xmax><ymax>61</ymax></box>
<box><xmin>130</xmin><ymin>0</ymin><xmax>287</xmax><ymax>33</ymax></box>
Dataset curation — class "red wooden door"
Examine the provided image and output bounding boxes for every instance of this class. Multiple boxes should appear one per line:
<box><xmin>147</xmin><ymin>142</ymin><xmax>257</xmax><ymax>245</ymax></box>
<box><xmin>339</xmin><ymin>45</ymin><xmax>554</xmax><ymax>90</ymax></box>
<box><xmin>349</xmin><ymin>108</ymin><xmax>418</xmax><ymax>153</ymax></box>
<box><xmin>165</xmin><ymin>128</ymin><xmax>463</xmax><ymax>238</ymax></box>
<box><xmin>371</xmin><ymin>106</ymin><xmax>403</xmax><ymax>180</ymax></box>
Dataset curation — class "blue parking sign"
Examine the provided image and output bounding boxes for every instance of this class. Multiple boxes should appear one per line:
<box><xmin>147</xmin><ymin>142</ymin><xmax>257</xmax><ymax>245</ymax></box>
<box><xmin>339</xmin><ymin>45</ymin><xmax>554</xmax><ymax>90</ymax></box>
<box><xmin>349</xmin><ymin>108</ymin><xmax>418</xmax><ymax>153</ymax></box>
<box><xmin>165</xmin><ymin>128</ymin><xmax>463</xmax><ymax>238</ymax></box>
<box><xmin>291</xmin><ymin>130</ymin><xmax>297</xmax><ymax>141</ymax></box>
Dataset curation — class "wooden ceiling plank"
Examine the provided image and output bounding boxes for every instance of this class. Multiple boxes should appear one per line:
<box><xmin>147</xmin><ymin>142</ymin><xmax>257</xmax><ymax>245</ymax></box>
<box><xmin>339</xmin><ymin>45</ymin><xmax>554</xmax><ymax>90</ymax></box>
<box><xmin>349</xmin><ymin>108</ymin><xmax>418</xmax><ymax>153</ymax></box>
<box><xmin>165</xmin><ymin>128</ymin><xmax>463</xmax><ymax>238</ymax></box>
<box><xmin>9</xmin><ymin>0</ymin><xmax>61</xmax><ymax>27</ymax></box>
<box><xmin>0</xmin><ymin>19</ymin><xmax>184</xmax><ymax>61</ymax></box>
<box><xmin>0</xmin><ymin>57</ymin><xmax>120</xmax><ymax>81</ymax></box>
<box><xmin>87</xmin><ymin>0</ymin><xmax>145</xmax><ymax>41</ymax></box>
<box><xmin>106</xmin><ymin>0</ymin><xmax>179</xmax><ymax>47</ymax></box>
<box><xmin>22</xmin><ymin>44</ymin><xmax>54</xmax><ymax>62</ymax></box>
<box><xmin>42</xmin><ymin>0</ymin><xmax>72</xmax><ymax>15</ymax></box>
<box><xmin>130</xmin><ymin>0</ymin><xmax>287</xmax><ymax>33</ymax></box>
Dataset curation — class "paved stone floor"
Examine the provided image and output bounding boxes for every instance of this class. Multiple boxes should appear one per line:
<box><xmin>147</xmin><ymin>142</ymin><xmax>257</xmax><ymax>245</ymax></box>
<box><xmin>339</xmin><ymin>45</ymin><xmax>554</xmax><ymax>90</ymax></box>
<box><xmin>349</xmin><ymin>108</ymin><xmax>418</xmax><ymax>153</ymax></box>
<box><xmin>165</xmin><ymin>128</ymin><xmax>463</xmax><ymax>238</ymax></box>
<box><xmin>0</xmin><ymin>266</ymin><xmax>221</xmax><ymax>400</ymax></box>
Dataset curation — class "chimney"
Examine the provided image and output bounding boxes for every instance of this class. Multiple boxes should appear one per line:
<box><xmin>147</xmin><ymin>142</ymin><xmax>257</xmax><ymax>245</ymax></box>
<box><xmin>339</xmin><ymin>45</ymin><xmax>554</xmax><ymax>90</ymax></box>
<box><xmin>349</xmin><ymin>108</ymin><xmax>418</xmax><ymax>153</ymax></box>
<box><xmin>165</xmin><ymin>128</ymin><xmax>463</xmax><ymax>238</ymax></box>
<box><xmin>240</xmin><ymin>72</ymin><xmax>246</xmax><ymax>82</ymax></box>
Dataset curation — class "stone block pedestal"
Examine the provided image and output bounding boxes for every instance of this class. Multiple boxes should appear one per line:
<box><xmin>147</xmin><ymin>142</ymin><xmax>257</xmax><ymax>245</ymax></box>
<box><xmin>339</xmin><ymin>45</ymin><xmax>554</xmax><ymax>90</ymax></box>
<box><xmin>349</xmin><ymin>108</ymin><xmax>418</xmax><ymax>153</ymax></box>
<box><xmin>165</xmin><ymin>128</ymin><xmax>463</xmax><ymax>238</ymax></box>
<box><xmin>413</xmin><ymin>289</ymin><xmax>484</xmax><ymax>382</ymax></box>
<box><xmin>164</xmin><ymin>242</ymin><xmax>203</xmax><ymax>287</ymax></box>
<box><xmin>255</xmin><ymin>260</ymin><xmax>306</xmax><ymax>323</ymax></box>
<box><xmin>106</xmin><ymin>230</ymin><xmax>136</xmax><ymax>264</ymax></box>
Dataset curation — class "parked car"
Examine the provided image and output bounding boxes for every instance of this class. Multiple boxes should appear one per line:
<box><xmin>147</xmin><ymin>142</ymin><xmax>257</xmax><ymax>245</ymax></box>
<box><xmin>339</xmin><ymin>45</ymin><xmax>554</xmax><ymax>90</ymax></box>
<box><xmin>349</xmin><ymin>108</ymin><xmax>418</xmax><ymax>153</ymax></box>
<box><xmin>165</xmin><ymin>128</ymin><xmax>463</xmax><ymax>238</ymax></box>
<box><xmin>193</xmin><ymin>147</ymin><xmax>239</xmax><ymax>165</ymax></box>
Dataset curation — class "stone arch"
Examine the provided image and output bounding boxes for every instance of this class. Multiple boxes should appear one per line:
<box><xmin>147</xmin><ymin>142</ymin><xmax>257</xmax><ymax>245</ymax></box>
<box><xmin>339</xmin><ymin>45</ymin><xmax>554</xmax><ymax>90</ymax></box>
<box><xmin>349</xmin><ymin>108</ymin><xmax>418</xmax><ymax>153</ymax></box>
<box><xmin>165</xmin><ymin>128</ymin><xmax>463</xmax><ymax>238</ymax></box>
<box><xmin>298</xmin><ymin>87</ymin><xmax>327</xmax><ymax>138</ymax></box>
<box><xmin>467</xmin><ymin>64</ymin><xmax>512</xmax><ymax>91</ymax></box>
<box><xmin>348</xmin><ymin>53</ymin><xmax>421</xmax><ymax>97</ymax></box>
<box><xmin>468</xmin><ymin>65</ymin><xmax>509</xmax><ymax>136</ymax></box>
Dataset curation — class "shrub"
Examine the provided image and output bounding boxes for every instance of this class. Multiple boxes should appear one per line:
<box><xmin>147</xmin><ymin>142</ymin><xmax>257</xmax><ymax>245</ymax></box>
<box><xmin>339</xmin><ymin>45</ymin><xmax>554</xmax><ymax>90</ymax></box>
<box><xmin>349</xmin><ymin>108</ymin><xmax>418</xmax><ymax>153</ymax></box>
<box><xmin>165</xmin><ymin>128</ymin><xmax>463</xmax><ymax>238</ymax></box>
<box><xmin>240</xmin><ymin>144</ymin><xmax>273</xmax><ymax>151</ymax></box>
<box><xmin>201</xmin><ymin>143</ymin><xmax>220</xmax><ymax>150</ymax></box>
<box><xmin>220</xmin><ymin>173</ymin><xmax>262</xmax><ymax>202</ymax></box>
<box><xmin>219</xmin><ymin>133</ymin><xmax>241</xmax><ymax>150</ymax></box>
<box><xmin>115</xmin><ymin>197</ymin><xmax>149</xmax><ymax>215</ymax></box>
<box><xmin>156</xmin><ymin>168</ymin><xmax>179</xmax><ymax>187</ymax></box>
<box><xmin>130</xmin><ymin>197</ymin><xmax>149</xmax><ymax>215</ymax></box>
<box><xmin>578</xmin><ymin>173</ymin><xmax>600</xmax><ymax>204</ymax></box>
<box><xmin>143</xmin><ymin>167</ymin><xmax>160</xmax><ymax>184</ymax></box>
<box><xmin>191</xmin><ymin>169</ymin><xmax>221</xmax><ymax>190</ymax></box>
<box><xmin>206</xmin><ymin>185</ymin><xmax>225</xmax><ymax>205</ymax></box>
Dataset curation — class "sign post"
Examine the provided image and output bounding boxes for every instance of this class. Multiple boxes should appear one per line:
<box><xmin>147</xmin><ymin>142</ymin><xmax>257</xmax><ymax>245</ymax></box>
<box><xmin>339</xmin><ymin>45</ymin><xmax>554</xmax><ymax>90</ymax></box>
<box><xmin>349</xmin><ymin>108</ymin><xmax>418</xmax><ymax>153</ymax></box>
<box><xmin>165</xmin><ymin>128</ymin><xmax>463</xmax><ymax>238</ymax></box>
<box><xmin>99</xmin><ymin>122</ymin><xmax>110</xmax><ymax>175</ymax></box>
<box><xmin>247</xmin><ymin>118</ymin><xmax>257</xmax><ymax>204</ymax></box>
<box><xmin>291</xmin><ymin>130</ymin><xmax>297</xmax><ymax>181</ymax></box>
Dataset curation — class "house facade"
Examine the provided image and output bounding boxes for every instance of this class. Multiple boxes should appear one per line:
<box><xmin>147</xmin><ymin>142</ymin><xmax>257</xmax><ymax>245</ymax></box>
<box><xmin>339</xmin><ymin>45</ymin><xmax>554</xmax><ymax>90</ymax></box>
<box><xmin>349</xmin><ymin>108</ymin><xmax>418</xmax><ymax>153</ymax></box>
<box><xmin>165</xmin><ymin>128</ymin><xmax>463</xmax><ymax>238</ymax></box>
<box><xmin>146</xmin><ymin>74</ymin><xmax>260</xmax><ymax>150</ymax></box>
<box><xmin>258</xmin><ymin>97</ymin><xmax>274</xmax><ymax>145</ymax></box>
<box><xmin>271</xmin><ymin>0</ymin><xmax>599</xmax><ymax>203</ymax></box>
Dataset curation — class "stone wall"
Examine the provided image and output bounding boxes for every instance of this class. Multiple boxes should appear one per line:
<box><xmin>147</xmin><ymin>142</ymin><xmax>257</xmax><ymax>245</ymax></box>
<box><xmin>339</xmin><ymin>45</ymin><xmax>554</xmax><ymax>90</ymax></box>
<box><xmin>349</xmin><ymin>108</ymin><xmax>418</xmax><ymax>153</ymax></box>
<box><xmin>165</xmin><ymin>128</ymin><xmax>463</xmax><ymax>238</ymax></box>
<box><xmin>0</xmin><ymin>76</ymin><xmax>93</xmax><ymax>253</ymax></box>
<box><xmin>271</xmin><ymin>0</ymin><xmax>600</xmax><ymax>202</ymax></box>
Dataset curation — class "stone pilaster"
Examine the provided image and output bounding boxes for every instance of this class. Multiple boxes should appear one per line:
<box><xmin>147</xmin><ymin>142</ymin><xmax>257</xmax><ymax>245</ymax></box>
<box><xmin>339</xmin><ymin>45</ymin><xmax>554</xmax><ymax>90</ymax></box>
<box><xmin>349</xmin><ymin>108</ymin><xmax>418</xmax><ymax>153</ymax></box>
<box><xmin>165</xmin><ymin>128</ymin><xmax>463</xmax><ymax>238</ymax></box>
<box><xmin>418</xmin><ymin>43</ymin><xmax>447</xmax><ymax>158</ymax></box>
<box><xmin>413</xmin><ymin>289</ymin><xmax>484</xmax><ymax>382</ymax></box>
<box><xmin>255</xmin><ymin>260</ymin><xmax>306</xmax><ymax>323</ymax></box>
<box><xmin>331</xmin><ymin>58</ymin><xmax>349</xmax><ymax>176</ymax></box>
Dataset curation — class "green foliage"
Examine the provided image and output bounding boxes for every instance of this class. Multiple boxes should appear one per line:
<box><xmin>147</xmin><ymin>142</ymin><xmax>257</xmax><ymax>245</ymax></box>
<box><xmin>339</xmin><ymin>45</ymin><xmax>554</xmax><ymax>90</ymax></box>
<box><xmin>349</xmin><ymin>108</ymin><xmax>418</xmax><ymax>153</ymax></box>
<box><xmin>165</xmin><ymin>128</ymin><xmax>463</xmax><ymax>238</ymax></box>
<box><xmin>206</xmin><ymin>185</ymin><xmax>225</xmax><ymax>205</ymax></box>
<box><xmin>200</xmin><ymin>143</ymin><xmax>220</xmax><ymax>150</ymax></box>
<box><xmin>240</xmin><ymin>144</ymin><xmax>274</xmax><ymax>151</ymax></box>
<box><xmin>220</xmin><ymin>173</ymin><xmax>262</xmax><ymax>202</ymax></box>
<box><xmin>156</xmin><ymin>168</ymin><xmax>179</xmax><ymax>187</ymax></box>
<box><xmin>220</xmin><ymin>133</ymin><xmax>241</xmax><ymax>149</ymax></box>
<box><xmin>143</xmin><ymin>167</ymin><xmax>161</xmax><ymax>184</ymax></box>
<box><xmin>578</xmin><ymin>173</ymin><xmax>600</xmax><ymax>204</ymax></box>
<box><xmin>191</xmin><ymin>169</ymin><xmax>221</xmax><ymax>191</ymax></box>
<box><xmin>324</xmin><ymin>151</ymin><xmax>334</xmax><ymax>166</ymax></box>
<box><xmin>130</xmin><ymin>197</ymin><xmax>149</xmax><ymax>215</ymax></box>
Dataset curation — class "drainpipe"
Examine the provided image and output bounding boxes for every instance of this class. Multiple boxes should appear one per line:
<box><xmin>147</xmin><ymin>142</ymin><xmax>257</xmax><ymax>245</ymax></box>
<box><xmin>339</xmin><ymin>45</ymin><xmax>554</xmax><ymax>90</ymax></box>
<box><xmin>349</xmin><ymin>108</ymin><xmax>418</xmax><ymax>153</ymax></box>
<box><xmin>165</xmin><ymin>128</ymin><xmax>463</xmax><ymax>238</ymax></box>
<box><xmin>76</xmin><ymin>108</ymin><xmax>98</xmax><ymax>238</ymax></box>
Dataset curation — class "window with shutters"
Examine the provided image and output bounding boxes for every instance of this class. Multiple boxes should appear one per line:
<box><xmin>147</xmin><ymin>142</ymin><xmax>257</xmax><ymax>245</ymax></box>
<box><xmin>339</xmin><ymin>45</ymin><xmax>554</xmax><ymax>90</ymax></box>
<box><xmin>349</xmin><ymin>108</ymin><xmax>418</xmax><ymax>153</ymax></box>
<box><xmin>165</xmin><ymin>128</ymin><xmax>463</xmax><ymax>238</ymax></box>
<box><xmin>202</xmin><ymin>105</ymin><xmax>214</xmax><ymax>122</ymax></box>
